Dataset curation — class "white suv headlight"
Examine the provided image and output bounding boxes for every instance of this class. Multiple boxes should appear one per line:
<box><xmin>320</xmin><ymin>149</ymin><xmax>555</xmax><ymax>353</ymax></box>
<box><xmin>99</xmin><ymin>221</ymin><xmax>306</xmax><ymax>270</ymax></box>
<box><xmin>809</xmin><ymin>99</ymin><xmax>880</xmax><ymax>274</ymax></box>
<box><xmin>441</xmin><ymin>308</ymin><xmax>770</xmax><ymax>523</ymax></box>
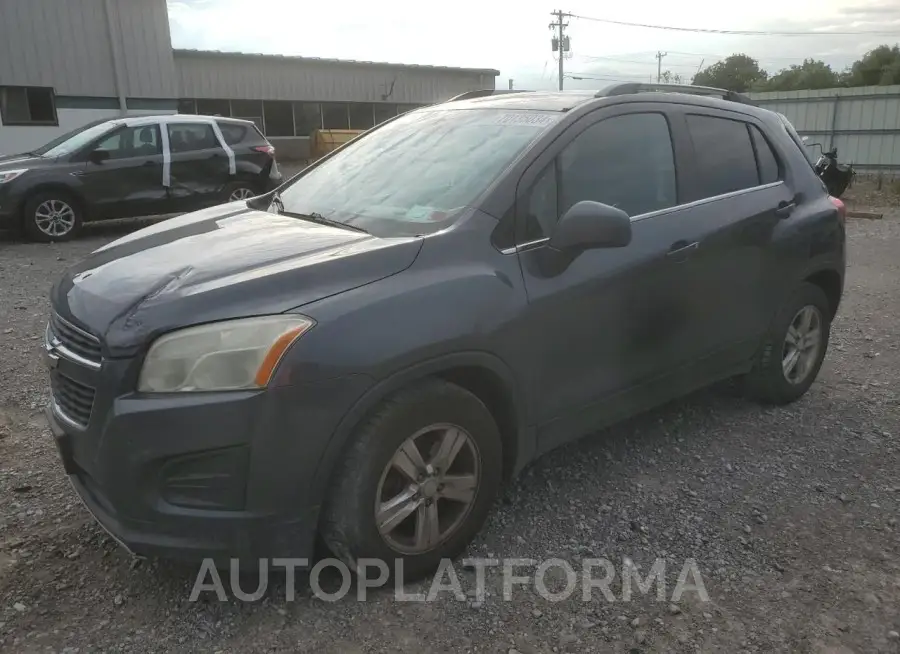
<box><xmin>138</xmin><ymin>315</ymin><xmax>315</xmax><ymax>393</ymax></box>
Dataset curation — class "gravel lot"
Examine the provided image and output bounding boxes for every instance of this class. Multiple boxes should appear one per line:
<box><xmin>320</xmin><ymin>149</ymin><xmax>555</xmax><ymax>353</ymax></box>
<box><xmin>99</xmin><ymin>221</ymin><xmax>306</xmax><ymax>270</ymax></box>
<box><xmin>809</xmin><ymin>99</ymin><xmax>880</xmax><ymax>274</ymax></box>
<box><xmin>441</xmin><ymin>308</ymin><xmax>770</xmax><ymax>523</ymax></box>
<box><xmin>1</xmin><ymin>192</ymin><xmax>899</xmax><ymax>653</ymax></box>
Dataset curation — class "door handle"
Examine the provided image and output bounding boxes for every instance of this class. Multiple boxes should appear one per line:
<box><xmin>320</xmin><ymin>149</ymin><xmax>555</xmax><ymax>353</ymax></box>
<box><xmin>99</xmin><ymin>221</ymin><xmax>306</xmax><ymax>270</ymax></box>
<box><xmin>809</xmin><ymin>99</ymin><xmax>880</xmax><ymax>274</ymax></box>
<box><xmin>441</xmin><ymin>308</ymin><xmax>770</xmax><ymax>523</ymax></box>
<box><xmin>774</xmin><ymin>201</ymin><xmax>796</xmax><ymax>218</ymax></box>
<box><xmin>667</xmin><ymin>240</ymin><xmax>699</xmax><ymax>260</ymax></box>
<box><xmin>141</xmin><ymin>161</ymin><xmax>157</xmax><ymax>167</ymax></box>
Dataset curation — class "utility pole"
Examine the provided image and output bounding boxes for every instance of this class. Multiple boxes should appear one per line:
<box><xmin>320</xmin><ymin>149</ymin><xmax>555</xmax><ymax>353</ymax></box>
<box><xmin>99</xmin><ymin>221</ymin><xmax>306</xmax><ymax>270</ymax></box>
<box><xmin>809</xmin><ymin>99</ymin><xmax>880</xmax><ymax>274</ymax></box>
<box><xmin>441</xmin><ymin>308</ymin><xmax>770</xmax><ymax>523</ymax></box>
<box><xmin>549</xmin><ymin>10</ymin><xmax>570</xmax><ymax>91</ymax></box>
<box><xmin>509</xmin><ymin>78</ymin><xmax>514</xmax><ymax>90</ymax></box>
<box><xmin>656</xmin><ymin>51</ymin><xmax>668</xmax><ymax>83</ymax></box>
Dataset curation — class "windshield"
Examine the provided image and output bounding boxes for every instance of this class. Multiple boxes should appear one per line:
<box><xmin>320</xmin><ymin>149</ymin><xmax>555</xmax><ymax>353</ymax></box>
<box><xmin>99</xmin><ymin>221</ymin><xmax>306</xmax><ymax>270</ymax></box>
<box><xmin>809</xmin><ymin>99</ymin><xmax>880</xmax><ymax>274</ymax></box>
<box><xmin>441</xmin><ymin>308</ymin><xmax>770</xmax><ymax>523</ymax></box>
<box><xmin>276</xmin><ymin>108</ymin><xmax>560</xmax><ymax>237</ymax></box>
<box><xmin>36</xmin><ymin>120</ymin><xmax>118</xmax><ymax>158</ymax></box>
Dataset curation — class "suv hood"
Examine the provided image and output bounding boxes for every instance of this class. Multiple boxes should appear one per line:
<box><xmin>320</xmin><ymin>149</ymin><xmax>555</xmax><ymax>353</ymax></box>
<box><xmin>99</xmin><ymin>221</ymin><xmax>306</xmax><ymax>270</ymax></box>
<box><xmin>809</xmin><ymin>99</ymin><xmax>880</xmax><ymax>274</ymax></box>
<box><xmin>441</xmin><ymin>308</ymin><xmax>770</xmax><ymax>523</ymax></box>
<box><xmin>0</xmin><ymin>153</ymin><xmax>50</xmax><ymax>169</ymax></box>
<box><xmin>51</xmin><ymin>203</ymin><xmax>423</xmax><ymax>356</ymax></box>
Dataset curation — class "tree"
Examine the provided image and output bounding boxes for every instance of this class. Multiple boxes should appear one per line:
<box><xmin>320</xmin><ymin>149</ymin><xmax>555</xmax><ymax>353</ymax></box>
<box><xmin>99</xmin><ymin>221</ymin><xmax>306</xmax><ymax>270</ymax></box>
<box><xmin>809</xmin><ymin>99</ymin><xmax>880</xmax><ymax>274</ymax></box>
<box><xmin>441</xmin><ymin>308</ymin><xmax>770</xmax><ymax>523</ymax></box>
<box><xmin>658</xmin><ymin>70</ymin><xmax>685</xmax><ymax>84</ymax></box>
<box><xmin>692</xmin><ymin>54</ymin><xmax>767</xmax><ymax>92</ymax></box>
<box><xmin>843</xmin><ymin>45</ymin><xmax>900</xmax><ymax>86</ymax></box>
<box><xmin>760</xmin><ymin>59</ymin><xmax>840</xmax><ymax>91</ymax></box>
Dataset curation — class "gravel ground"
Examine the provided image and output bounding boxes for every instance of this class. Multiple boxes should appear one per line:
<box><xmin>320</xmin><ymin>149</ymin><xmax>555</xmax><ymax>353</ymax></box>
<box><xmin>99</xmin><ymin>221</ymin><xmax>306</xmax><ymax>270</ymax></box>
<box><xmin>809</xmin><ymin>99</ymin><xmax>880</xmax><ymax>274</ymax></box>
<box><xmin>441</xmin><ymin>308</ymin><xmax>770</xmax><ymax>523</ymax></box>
<box><xmin>1</xmin><ymin>204</ymin><xmax>899</xmax><ymax>654</ymax></box>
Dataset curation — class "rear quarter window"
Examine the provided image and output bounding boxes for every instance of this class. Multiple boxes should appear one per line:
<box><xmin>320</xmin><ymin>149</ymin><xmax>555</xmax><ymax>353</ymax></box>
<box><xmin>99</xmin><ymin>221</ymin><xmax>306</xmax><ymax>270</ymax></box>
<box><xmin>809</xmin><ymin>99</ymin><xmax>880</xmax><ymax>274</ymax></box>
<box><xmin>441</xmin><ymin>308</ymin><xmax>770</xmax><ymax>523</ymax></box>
<box><xmin>748</xmin><ymin>125</ymin><xmax>781</xmax><ymax>184</ymax></box>
<box><xmin>216</xmin><ymin>122</ymin><xmax>248</xmax><ymax>145</ymax></box>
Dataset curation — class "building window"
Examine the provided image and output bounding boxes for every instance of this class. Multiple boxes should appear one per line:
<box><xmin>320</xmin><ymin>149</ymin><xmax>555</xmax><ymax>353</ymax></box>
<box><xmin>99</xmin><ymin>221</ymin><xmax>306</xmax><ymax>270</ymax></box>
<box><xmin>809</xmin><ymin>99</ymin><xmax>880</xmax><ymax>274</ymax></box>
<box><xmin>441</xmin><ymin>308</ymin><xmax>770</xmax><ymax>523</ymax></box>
<box><xmin>177</xmin><ymin>99</ymin><xmax>197</xmax><ymax>114</ymax></box>
<box><xmin>322</xmin><ymin>103</ymin><xmax>349</xmax><ymax>130</ymax></box>
<box><xmin>196</xmin><ymin>98</ymin><xmax>231</xmax><ymax>117</ymax></box>
<box><xmin>293</xmin><ymin>102</ymin><xmax>322</xmax><ymax>136</ymax></box>
<box><xmin>263</xmin><ymin>100</ymin><xmax>294</xmax><ymax>137</ymax></box>
<box><xmin>396</xmin><ymin>103</ymin><xmax>424</xmax><ymax>115</ymax></box>
<box><xmin>0</xmin><ymin>86</ymin><xmax>58</xmax><ymax>126</ymax></box>
<box><xmin>349</xmin><ymin>103</ymin><xmax>375</xmax><ymax>130</ymax></box>
<box><xmin>373</xmin><ymin>103</ymin><xmax>397</xmax><ymax>125</ymax></box>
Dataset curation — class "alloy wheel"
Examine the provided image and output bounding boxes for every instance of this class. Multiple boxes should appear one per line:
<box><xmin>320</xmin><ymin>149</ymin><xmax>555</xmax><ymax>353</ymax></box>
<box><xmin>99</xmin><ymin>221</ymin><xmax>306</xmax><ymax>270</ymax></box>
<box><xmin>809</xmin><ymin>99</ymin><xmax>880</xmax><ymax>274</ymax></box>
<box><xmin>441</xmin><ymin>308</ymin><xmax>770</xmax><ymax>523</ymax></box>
<box><xmin>228</xmin><ymin>187</ymin><xmax>255</xmax><ymax>201</ymax></box>
<box><xmin>34</xmin><ymin>200</ymin><xmax>76</xmax><ymax>237</ymax></box>
<box><xmin>782</xmin><ymin>305</ymin><xmax>823</xmax><ymax>385</ymax></box>
<box><xmin>374</xmin><ymin>423</ymin><xmax>481</xmax><ymax>554</ymax></box>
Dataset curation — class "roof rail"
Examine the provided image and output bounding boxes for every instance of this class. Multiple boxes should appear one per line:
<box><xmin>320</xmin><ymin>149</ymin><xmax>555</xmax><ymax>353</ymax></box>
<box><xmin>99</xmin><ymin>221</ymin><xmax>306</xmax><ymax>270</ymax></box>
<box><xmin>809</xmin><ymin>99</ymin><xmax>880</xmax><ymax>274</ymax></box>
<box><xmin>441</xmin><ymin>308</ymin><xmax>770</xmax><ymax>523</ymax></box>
<box><xmin>445</xmin><ymin>89</ymin><xmax>528</xmax><ymax>102</ymax></box>
<box><xmin>597</xmin><ymin>82</ymin><xmax>755</xmax><ymax>106</ymax></box>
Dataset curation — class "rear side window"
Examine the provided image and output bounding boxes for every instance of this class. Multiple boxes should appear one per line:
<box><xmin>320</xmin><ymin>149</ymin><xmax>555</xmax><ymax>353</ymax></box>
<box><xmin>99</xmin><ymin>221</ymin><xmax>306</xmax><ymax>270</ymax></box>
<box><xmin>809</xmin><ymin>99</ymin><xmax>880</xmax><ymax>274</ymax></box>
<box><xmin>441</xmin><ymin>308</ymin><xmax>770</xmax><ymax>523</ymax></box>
<box><xmin>686</xmin><ymin>115</ymin><xmax>759</xmax><ymax>198</ymax></box>
<box><xmin>216</xmin><ymin>122</ymin><xmax>247</xmax><ymax>145</ymax></box>
<box><xmin>167</xmin><ymin>123</ymin><xmax>218</xmax><ymax>153</ymax></box>
<box><xmin>749</xmin><ymin>125</ymin><xmax>780</xmax><ymax>184</ymax></box>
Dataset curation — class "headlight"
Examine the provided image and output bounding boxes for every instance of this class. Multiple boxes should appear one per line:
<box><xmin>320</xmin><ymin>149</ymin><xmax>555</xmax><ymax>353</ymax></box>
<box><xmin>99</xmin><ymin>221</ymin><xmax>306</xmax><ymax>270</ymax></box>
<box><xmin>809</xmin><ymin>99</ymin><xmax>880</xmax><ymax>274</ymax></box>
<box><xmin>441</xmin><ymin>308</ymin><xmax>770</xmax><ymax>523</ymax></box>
<box><xmin>0</xmin><ymin>169</ymin><xmax>28</xmax><ymax>184</ymax></box>
<box><xmin>137</xmin><ymin>315</ymin><xmax>315</xmax><ymax>393</ymax></box>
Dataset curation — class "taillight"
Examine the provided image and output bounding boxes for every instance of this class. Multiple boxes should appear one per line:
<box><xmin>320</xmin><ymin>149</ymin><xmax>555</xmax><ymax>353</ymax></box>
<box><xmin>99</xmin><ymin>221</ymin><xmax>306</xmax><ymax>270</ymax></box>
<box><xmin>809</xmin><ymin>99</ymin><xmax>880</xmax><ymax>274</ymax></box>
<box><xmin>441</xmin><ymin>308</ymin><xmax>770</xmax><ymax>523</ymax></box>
<box><xmin>829</xmin><ymin>195</ymin><xmax>846</xmax><ymax>222</ymax></box>
<box><xmin>253</xmin><ymin>145</ymin><xmax>275</xmax><ymax>157</ymax></box>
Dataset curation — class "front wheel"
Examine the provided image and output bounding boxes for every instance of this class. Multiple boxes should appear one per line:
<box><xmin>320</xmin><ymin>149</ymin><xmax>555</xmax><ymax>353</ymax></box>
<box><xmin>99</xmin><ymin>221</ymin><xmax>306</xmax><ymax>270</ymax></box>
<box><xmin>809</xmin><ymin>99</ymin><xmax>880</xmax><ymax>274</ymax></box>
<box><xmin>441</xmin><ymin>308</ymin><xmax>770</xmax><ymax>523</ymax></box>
<box><xmin>22</xmin><ymin>191</ymin><xmax>83</xmax><ymax>242</ymax></box>
<box><xmin>321</xmin><ymin>380</ymin><xmax>503</xmax><ymax>582</ymax></box>
<box><xmin>745</xmin><ymin>282</ymin><xmax>832</xmax><ymax>405</ymax></box>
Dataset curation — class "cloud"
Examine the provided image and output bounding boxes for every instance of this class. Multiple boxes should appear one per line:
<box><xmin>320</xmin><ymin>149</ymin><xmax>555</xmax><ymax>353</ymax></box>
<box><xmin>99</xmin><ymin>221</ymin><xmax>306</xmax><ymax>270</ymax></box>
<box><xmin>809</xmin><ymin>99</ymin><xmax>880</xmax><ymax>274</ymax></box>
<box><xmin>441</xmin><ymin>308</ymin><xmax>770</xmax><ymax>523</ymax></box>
<box><xmin>165</xmin><ymin>0</ymin><xmax>900</xmax><ymax>87</ymax></box>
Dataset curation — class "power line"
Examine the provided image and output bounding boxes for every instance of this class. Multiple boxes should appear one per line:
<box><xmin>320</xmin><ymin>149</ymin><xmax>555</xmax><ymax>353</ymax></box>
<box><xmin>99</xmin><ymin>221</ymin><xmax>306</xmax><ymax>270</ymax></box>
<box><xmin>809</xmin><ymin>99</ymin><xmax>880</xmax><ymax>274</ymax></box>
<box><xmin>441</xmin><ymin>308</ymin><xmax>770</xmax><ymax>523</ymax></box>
<box><xmin>565</xmin><ymin>74</ymin><xmax>651</xmax><ymax>82</ymax></box>
<box><xmin>567</xmin><ymin>12</ymin><xmax>900</xmax><ymax>36</ymax></box>
<box><xmin>567</xmin><ymin>71</ymin><xmax>647</xmax><ymax>79</ymax></box>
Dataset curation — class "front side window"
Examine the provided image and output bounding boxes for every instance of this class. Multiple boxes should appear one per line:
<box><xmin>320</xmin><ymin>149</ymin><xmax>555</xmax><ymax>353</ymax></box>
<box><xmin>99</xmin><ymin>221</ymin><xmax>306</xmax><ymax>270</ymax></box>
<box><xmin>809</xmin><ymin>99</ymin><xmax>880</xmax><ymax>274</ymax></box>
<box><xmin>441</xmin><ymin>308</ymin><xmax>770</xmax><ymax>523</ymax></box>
<box><xmin>93</xmin><ymin>125</ymin><xmax>162</xmax><ymax>159</ymax></box>
<box><xmin>523</xmin><ymin>112</ymin><xmax>677</xmax><ymax>241</ymax></box>
<box><xmin>277</xmin><ymin>108</ymin><xmax>560</xmax><ymax>237</ymax></box>
<box><xmin>686</xmin><ymin>114</ymin><xmax>759</xmax><ymax>199</ymax></box>
<box><xmin>167</xmin><ymin>123</ymin><xmax>219</xmax><ymax>153</ymax></box>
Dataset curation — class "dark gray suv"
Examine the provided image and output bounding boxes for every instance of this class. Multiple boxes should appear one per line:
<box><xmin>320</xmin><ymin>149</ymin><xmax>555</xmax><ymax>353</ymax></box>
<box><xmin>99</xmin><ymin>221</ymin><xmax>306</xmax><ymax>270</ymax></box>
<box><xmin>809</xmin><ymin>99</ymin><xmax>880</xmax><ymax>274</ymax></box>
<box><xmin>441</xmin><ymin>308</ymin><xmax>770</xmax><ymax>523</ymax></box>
<box><xmin>45</xmin><ymin>83</ymin><xmax>845</xmax><ymax>580</ymax></box>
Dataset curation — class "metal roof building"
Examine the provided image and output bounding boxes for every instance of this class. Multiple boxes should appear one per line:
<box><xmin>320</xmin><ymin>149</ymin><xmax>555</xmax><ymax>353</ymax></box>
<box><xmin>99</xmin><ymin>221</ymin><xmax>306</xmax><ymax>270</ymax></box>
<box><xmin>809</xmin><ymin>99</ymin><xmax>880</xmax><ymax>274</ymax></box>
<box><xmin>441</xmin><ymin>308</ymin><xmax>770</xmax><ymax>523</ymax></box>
<box><xmin>0</xmin><ymin>0</ymin><xmax>498</xmax><ymax>157</ymax></box>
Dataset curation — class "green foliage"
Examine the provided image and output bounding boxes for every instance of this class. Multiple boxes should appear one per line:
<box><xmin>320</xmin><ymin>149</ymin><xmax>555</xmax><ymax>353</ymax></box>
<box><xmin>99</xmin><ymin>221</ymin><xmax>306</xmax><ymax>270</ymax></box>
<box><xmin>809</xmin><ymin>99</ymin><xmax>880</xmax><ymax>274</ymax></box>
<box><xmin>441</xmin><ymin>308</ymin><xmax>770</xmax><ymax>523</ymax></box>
<box><xmin>691</xmin><ymin>54</ymin><xmax>768</xmax><ymax>92</ymax></box>
<box><xmin>658</xmin><ymin>70</ymin><xmax>686</xmax><ymax>84</ymax></box>
<box><xmin>842</xmin><ymin>45</ymin><xmax>900</xmax><ymax>86</ymax></box>
<box><xmin>759</xmin><ymin>59</ymin><xmax>840</xmax><ymax>91</ymax></box>
<box><xmin>692</xmin><ymin>44</ymin><xmax>900</xmax><ymax>92</ymax></box>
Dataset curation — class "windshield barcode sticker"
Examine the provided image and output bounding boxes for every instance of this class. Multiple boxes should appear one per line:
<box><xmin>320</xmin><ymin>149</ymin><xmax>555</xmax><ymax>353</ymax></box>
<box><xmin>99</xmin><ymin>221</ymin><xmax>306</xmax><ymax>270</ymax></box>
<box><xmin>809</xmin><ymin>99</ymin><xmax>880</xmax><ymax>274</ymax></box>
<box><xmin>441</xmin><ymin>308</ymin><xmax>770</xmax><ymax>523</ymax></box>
<box><xmin>491</xmin><ymin>112</ymin><xmax>557</xmax><ymax>127</ymax></box>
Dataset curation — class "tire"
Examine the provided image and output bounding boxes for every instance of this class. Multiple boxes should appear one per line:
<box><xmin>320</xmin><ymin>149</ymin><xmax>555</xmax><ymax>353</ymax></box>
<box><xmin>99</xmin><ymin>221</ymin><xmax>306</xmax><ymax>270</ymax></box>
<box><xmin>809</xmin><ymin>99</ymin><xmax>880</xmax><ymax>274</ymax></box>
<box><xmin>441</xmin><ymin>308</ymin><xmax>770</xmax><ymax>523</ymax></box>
<box><xmin>745</xmin><ymin>282</ymin><xmax>832</xmax><ymax>405</ymax></box>
<box><xmin>222</xmin><ymin>181</ymin><xmax>258</xmax><ymax>203</ymax></box>
<box><xmin>22</xmin><ymin>190</ymin><xmax>83</xmax><ymax>242</ymax></box>
<box><xmin>321</xmin><ymin>379</ymin><xmax>503</xmax><ymax>582</ymax></box>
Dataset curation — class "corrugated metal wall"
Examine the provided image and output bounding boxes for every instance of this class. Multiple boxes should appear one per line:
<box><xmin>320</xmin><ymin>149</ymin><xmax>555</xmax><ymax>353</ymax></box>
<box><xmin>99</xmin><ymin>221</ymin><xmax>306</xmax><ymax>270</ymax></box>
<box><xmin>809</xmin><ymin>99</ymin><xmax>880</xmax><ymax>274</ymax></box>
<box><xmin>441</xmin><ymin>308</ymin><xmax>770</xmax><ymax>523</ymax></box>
<box><xmin>0</xmin><ymin>0</ymin><xmax>177</xmax><ymax>98</ymax></box>
<box><xmin>174</xmin><ymin>51</ymin><xmax>497</xmax><ymax>104</ymax></box>
<box><xmin>749</xmin><ymin>85</ymin><xmax>900</xmax><ymax>173</ymax></box>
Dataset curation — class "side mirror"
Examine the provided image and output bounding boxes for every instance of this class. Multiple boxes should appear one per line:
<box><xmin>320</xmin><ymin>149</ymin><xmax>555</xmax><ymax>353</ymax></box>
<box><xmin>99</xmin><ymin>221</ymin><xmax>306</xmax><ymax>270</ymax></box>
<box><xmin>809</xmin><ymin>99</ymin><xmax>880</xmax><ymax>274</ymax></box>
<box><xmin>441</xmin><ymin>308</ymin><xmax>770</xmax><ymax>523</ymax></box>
<box><xmin>89</xmin><ymin>149</ymin><xmax>110</xmax><ymax>164</ymax></box>
<box><xmin>548</xmin><ymin>200</ymin><xmax>632</xmax><ymax>252</ymax></box>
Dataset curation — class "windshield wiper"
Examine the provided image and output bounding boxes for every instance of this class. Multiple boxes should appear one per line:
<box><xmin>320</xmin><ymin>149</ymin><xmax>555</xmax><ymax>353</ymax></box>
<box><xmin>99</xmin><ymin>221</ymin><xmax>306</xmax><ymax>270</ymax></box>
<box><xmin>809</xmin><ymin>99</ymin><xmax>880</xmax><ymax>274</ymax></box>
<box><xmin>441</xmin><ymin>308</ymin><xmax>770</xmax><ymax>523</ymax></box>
<box><xmin>269</xmin><ymin>193</ymin><xmax>368</xmax><ymax>234</ymax></box>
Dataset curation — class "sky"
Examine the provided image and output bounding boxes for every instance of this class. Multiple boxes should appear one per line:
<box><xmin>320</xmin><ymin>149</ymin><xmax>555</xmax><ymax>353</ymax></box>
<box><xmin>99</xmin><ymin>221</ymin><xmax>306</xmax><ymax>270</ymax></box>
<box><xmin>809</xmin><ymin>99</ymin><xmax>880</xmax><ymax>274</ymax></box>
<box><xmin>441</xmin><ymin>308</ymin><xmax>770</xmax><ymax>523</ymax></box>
<box><xmin>167</xmin><ymin>0</ymin><xmax>900</xmax><ymax>90</ymax></box>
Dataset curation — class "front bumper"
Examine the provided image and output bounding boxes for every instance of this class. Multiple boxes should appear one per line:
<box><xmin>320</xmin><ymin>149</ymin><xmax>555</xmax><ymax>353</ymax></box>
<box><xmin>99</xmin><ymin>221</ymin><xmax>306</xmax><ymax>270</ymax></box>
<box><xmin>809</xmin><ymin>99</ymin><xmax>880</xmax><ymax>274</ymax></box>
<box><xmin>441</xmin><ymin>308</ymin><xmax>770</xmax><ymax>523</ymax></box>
<box><xmin>0</xmin><ymin>183</ymin><xmax>20</xmax><ymax>227</ymax></box>
<box><xmin>46</xmin><ymin>359</ymin><xmax>372</xmax><ymax>563</ymax></box>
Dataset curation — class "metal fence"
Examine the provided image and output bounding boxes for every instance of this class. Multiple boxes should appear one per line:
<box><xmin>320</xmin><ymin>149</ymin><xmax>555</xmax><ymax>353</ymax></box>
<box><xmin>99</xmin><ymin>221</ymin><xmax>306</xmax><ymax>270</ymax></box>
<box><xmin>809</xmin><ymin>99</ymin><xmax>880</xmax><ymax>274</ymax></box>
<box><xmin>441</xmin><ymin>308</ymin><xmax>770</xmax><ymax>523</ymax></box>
<box><xmin>748</xmin><ymin>85</ymin><xmax>900</xmax><ymax>174</ymax></box>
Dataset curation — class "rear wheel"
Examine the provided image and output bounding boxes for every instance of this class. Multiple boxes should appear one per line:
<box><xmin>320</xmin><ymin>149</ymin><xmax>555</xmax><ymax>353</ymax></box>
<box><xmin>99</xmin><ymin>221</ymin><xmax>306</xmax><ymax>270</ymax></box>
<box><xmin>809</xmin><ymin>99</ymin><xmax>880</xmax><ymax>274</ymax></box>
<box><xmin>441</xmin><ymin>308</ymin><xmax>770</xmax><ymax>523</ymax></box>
<box><xmin>223</xmin><ymin>181</ymin><xmax>257</xmax><ymax>203</ymax></box>
<box><xmin>745</xmin><ymin>282</ymin><xmax>831</xmax><ymax>405</ymax></box>
<box><xmin>321</xmin><ymin>380</ymin><xmax>503</xmax><ymax>582</ymax></box>
<box><xmin>22</xmin><ymin>191</ymin><xmax>83</xmax><ymax>242</ymax></box>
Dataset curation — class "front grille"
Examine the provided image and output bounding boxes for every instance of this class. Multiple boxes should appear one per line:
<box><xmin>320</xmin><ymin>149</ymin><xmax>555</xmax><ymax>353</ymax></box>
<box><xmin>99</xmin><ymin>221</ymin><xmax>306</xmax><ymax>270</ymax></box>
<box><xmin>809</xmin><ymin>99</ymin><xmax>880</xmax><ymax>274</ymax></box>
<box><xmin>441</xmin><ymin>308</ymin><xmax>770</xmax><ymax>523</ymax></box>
<box><xmin>51</xmin><ymin>372</ymin><xmax>96</xmax><ymax>429</ymax></box>
<box><xmin>50</xmin><ymin>313</ymin><xmax>102</xmax><ymax>365</ymax></box>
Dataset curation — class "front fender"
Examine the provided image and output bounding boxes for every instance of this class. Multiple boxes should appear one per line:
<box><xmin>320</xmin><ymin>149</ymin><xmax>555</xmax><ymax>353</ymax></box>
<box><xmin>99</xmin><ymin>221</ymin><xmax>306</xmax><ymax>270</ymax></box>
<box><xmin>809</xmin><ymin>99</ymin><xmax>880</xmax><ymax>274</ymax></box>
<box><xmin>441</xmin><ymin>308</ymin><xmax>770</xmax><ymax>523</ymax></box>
<box><xmin>306</xmin><ymin>350</ymin><xmax>534</xmax><ymax>506</ymax></box>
